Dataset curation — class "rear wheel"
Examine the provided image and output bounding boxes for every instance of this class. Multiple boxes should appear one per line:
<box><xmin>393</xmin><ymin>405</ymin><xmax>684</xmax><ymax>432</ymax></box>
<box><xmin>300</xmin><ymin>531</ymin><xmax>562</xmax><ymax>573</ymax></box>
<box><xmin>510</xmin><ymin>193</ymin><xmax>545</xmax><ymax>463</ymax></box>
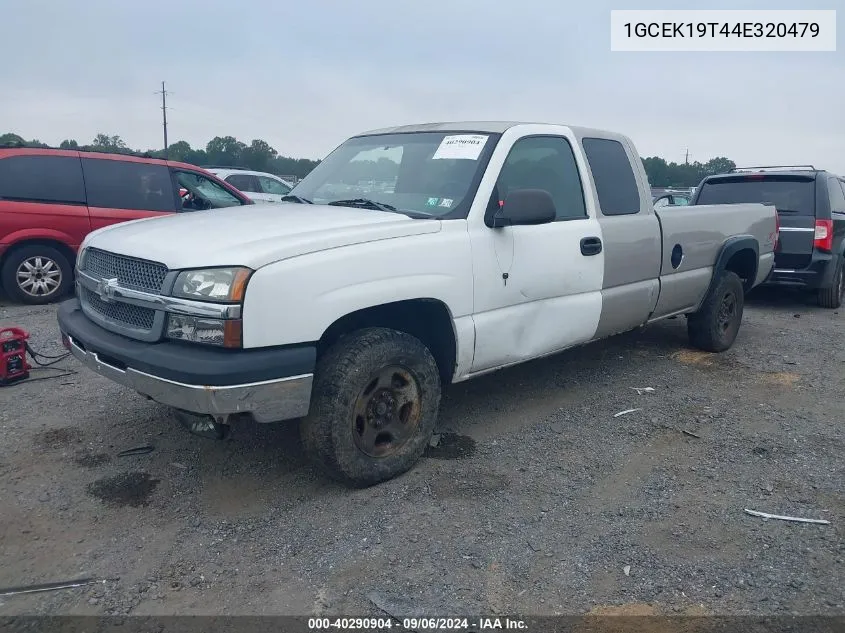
<box><xmin>300</xmin><ymin>327</ymin><xmax>441</xmax><ymax>487</ymax></box>
<box><xmin>817</xmin><ymin>258</ymin><xmax>844</xmax><ymax>309</ymax></box>
<box><xmin>1</xmin><ymin>244</ymin><xmax>72</xmax><ymax>305</ymax></box>
<box><xmin>687</xmin><ymin>270</ymin><xmax>745</xmax><ymax>353</ymax></box>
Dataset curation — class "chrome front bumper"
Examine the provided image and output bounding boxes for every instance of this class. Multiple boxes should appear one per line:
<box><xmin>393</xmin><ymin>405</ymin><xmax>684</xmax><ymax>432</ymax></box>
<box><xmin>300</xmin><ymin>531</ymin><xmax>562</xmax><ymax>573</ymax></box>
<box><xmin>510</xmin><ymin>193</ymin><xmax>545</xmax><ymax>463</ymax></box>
<box><xmin>65</xmin><ymin>334</ymin><xmax>313</xmax><ymax>423</ymax></box>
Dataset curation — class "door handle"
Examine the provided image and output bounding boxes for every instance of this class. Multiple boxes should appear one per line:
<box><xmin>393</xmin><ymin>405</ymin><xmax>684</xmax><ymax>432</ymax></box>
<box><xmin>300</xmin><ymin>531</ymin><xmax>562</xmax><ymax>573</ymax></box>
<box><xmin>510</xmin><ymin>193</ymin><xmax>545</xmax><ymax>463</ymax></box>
<box><xmin>580</xmin><ymin>236</ymin><xmax>602</xmax><ymax>256</ymax></box>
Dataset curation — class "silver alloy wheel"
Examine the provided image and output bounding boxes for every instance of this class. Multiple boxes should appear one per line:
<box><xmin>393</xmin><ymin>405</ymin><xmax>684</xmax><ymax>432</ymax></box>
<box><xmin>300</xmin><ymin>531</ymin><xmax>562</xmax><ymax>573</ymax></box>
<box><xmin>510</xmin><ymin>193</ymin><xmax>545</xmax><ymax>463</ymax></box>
<box><xmin>16</xmin><ymin>255</ymin><xmax>62</xmax><ymax>297</ymax></box>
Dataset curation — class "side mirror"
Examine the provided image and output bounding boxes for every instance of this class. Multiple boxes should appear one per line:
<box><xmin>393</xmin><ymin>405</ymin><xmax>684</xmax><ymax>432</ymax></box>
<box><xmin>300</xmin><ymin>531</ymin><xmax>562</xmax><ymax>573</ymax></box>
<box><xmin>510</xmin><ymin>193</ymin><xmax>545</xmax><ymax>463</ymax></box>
<box><xmin>492</xmin><ymin>189</ymin><xmax>556</xmax><ymax>227</ymax></box>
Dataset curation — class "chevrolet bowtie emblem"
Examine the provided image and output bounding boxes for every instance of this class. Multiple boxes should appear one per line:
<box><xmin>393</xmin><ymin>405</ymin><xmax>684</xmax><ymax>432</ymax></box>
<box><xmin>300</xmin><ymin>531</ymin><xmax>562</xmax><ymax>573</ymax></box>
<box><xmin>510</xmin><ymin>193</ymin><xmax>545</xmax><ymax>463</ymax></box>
<box><xmin>96</xmin><ymin>277</ymin><xmax>119</xmax><ymax>303</ymax></box>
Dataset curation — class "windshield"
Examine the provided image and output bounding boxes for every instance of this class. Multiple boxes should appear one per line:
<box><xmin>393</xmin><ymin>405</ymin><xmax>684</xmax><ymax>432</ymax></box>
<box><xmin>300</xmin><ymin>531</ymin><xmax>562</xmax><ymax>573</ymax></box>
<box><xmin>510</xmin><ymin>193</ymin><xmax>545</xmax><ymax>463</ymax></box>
<box><xmin>696</xmin><ymin>176</ymin><xmax>816</xmax><ymax>215</ymax></box>
<box><xmin>288</xmin><ymin>131</ymin><xmax>498</xmax><ymax>217</ymax></box>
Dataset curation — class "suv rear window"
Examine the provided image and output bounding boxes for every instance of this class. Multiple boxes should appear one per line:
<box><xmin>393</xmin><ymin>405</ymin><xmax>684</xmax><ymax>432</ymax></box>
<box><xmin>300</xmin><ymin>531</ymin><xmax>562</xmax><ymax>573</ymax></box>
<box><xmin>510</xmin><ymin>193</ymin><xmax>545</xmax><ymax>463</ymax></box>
<box><xmin>696</xmin><ymin>175</ymin><xmax>816</xmax><ymax>216</ymax></box>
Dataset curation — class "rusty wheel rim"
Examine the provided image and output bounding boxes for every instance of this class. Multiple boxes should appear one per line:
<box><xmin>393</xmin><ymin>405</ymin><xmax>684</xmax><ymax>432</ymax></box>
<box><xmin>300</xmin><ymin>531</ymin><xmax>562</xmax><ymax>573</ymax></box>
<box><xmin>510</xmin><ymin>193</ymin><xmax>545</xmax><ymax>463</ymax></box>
<box><xmin>352</xmin><ymin>365</ymin><xmax>422</xmax><ymax>458</ymax></box>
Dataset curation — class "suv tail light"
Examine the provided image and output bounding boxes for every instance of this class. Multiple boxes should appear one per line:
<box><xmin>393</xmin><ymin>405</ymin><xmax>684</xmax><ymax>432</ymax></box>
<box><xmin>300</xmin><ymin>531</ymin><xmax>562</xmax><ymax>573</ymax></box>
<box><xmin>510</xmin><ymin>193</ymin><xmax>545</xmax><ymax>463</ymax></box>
<box><xmin>814</xmin><ymin>219</ymin><xmax>833</xmax><ymax>252</ymax></box>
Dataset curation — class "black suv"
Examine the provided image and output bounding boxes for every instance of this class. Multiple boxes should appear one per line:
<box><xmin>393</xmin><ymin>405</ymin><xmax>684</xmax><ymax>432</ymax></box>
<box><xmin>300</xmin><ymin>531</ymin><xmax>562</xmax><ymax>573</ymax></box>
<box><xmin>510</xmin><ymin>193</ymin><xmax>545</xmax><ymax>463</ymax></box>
<box><xmin>693</xmin><ymin>166</ymin><xmax>845</xmax><ymax>308</ymax></box>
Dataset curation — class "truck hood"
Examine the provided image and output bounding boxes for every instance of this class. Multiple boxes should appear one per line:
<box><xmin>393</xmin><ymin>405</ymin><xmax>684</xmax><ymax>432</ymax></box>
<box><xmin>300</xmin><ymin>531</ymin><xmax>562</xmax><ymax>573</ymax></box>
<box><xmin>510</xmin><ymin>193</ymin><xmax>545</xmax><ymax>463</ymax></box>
<box><xmin>84</xmin><ymin>204</ymin><xmax>442</xmax><ymax>270</ymax></box>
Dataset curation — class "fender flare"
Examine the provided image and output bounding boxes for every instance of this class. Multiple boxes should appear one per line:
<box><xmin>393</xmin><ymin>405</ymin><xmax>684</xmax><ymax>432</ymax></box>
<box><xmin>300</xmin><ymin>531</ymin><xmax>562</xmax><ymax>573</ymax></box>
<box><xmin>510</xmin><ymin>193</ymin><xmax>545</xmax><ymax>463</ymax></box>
<box><xmin>706</xmin><ymin>235</ymin><xmax>760</xmax><ymax>296</ymax></box>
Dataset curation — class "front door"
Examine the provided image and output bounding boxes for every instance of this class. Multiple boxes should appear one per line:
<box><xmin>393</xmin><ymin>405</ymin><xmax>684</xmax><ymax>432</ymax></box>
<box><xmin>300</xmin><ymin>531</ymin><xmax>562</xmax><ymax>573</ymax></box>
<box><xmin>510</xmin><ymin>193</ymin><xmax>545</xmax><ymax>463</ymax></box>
<box><xmin>257</xmin><ymin>175</ymin><xmax>292</xmax><ymax>204</ymax></box>
<box><xmin>468</xmin><ymin>133</ymin><xmax>605</xmax><ymax>373</ymax></box>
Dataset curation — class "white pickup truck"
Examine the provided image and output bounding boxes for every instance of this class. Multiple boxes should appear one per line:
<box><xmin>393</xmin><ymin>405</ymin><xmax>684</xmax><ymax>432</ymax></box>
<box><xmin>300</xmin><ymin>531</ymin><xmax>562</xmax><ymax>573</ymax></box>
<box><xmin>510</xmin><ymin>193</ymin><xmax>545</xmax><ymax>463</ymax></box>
<box><xmin>58</xmin><ymin>122</ymin><xmax>778</xmax><ymax>486</ymax></box>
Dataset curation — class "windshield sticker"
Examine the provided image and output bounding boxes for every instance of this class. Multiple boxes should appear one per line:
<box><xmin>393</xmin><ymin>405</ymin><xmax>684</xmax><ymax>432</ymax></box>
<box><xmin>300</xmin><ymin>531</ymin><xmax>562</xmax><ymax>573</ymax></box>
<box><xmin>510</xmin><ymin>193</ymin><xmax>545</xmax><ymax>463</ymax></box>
<box><xmin>432</xmin><ymin>134</ymin><xmax>489</xmax><ymax>160</ymax></box>
<box><xmin>426</xmin><ymin>197</ymin><xmax>440</xmax><ymax>207</ymax></box>
<box><xmin>439</xmin><ymin>198</ymin><xmax>453</xmax><ymax>208</ymax></box>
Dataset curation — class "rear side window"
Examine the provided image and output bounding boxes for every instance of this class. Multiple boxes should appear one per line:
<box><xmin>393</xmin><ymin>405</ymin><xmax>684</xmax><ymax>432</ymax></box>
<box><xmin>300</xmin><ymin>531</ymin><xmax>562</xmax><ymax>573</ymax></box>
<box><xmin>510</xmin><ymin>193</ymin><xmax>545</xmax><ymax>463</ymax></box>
<box><xmin>82</xmin><ymin>159</ymin><xmax>176</xmax><ymax>212</ymax></box>
<box><xmin>696</xmin><ymin>176</ymin><xmax>816</xmax><ymax>216</ymax></box>
<box><xmin>225</xmin><ymin>174</ymin><xmax>260</xmax><ymax>192</ymax></box>
<box><xmin>582</xmin><ymin>138</ymin><xmax>640</xmax><ymax>216</ymax></box>
<box><xmin>0</xmin><ymin>155</ymin><xmax>85</xmax><ymax>204</ymax></box>
<box><xmin>827</xmin><ymin>177</ymin><xmax>845</xmax><ymax>213</ymax></box>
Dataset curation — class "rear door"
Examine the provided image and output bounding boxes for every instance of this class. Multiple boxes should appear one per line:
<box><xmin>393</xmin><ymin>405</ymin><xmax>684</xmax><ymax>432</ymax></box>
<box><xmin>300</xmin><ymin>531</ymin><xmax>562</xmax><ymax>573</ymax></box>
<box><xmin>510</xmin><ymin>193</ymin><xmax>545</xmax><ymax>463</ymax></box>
<box><xmin>696</xmin><ymin>174</ymin><xmax>817</xmax><ymax>270</ymax></box>
<box><xmin>82</xmin><ymin>157</ymin><xmax>178</xmax><ymax>230</ymax></box>
<box><xmin>583</xmin><ymin>136</ymin><xmax>661</xmax><ymax>334</ymax></box>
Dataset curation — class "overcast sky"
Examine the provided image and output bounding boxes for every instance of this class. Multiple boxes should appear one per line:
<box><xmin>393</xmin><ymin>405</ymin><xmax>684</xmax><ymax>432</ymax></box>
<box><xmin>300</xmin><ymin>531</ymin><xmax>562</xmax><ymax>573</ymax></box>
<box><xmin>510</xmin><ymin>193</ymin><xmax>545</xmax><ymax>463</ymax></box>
<box><xmin>2</xmin><ymin>0</ymin><xmax>842</xmax><ymax>171</ymax></box>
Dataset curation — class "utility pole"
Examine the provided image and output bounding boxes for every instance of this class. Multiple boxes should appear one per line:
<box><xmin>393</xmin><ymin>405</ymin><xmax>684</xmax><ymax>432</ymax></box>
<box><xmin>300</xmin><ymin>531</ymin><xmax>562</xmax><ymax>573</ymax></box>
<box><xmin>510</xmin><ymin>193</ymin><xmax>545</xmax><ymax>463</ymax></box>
<box><xmin>684</xmin><ymin>148</ymin><xmax>689</xmax><ymax>165</ymax></box>
<box><xmin>155</xmin><ymin>81</ymin><xmax>169</xmax><ymax>157</ymax></box>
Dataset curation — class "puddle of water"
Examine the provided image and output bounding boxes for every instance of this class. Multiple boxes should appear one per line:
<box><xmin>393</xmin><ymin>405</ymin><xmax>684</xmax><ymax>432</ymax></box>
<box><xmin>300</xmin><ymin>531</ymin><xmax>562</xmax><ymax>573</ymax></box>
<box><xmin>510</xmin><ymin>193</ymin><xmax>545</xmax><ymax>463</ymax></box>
<box><xmin>424</xmin><ymin>433</ymin><xmax>476</xmax><ymax>460</ymax></box>
<box><xmin>86</xmin><ymin>472</ymin><xmax>160</xmax><ymax>507</ymax></box>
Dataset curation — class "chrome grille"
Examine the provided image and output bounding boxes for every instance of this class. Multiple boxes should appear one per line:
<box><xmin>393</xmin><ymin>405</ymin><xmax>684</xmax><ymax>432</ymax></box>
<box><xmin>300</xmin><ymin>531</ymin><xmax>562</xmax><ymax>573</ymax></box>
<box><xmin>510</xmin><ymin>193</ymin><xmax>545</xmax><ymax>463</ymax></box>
<box><xmin>79</xmin><ymin>287</ymin><xmax>156</xmax><ymax>330</ymax></box>
<box><xmin>82</xmin><ymin>248</ymin><xmax>167</xmax><ymax>292</ymax></box>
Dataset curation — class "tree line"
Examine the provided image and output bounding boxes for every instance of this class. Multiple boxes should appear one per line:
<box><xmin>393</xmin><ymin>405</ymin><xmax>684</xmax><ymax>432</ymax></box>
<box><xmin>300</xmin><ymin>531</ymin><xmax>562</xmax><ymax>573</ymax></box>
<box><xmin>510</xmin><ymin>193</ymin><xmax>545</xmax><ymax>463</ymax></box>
<box><xmin>1</xmin><ymin>132</ymin><xmax>735</xmax><ymax>187</ymax></box>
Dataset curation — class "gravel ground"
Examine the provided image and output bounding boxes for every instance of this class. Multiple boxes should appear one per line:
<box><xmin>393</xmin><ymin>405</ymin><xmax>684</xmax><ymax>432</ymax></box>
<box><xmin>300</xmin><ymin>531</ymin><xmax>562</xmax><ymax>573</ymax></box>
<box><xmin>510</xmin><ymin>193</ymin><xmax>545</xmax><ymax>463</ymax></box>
<box><xmin>0</xmin><ymin>287</ymin><xmax>842</xmax><ymax>618</ymax></box>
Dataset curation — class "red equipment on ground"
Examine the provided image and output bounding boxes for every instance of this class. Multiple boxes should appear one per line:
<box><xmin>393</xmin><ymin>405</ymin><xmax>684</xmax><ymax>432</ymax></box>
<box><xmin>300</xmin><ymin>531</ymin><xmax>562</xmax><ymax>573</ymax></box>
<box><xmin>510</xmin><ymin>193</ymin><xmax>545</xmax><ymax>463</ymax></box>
<box><xmin>0</xmin><ymin>327</ymin><xmax>31</xmax><ymax>385</ymax></box>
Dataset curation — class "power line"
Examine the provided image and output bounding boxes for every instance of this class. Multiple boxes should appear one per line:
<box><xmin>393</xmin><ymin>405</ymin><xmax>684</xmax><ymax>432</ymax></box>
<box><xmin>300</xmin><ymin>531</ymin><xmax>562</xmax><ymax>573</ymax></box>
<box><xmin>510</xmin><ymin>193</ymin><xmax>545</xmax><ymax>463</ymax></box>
<box><xmin>154</xmin><ymin>81</ymin><xmax>169</xmax><ymax>157</ymax></box>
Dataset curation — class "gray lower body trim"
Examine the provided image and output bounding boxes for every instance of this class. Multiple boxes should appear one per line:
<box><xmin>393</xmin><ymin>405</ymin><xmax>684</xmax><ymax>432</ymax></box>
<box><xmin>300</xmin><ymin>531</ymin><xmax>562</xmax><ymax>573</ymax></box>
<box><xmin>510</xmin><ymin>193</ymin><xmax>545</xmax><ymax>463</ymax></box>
<box><xmin>594</xmin><ymin>279</ymin><xmax>659</xmax><ymax>339</ymax></box>
<box><xmin>66</xmin><ymin>336</ymin><xmax>312</xmax><ymax>423</ymax></box>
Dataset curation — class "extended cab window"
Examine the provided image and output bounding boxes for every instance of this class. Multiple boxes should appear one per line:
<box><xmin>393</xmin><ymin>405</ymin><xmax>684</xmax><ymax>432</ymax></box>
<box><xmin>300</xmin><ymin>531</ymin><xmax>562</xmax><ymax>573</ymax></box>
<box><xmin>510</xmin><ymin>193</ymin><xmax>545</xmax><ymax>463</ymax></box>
<box><xmin>582</xmin><ymin>137</ymin><xmax>640</xmax><ymax>216</ymax></box>
<box><xmin>695</xmin><ymin>175</ymin><xmax>816</xmax><ymax>215</ymax></box>
<box><xmin>495</xmin><ymin>136</ymin><xmax>587</xmax><ymax>221</ymax></box>
<box><xmin>82</xmin><ymin>159</ymin><xmax>176</xmax><ymax>212</ymax></box>
<box><xmin>0</xmin><ymin>155</ymin><xmax>86</xmax><ymax>204</ymax></box>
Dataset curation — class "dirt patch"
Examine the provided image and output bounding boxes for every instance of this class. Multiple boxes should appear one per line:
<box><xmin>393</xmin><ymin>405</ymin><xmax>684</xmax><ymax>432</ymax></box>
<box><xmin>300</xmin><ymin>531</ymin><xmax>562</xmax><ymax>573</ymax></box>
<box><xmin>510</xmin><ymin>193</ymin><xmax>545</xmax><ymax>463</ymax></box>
<box><xmin>759</xmin><ymin>371</ymin><xmax>800</xmax><ymax>388</ymax></box>
<box><xmin>581</xmin><ymin>603</ymin><xmax>712</xmax><ymax>633</ymax></box>
<box><xmin>671</xmin><ymin>350</ymin><xmax>718</xmax><ymax>367</ymax></box>
<box><xmin>73</xmin><ymin>451</ymin><xmax>112</xmax><ymax>468</ymax></box>
<box><xmin>86</xmin><ymin>472</ymin><xmax>160</xmax><ymax>508</ymax></box>
<box><xmin>588</xmin><ymin>603</ymin><xmax>659</xmax><ymax>616</ymax></box>
<box><xmin>33</xmin><ymin>426</ymin><xmax>83</xmax><ymax>451</ymax></box>
<box><xmin>424</xmin><ymin>433</ymin><xmax>476</xmax><ymax>459</ymax></box>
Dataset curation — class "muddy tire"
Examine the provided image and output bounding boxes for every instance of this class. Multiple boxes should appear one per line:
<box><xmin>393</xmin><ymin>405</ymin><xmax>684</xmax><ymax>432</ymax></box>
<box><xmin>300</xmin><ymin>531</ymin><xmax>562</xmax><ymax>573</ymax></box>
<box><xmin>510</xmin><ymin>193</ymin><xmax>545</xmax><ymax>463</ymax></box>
<box><xmin>300</xmin><ymin>327</ymin><xmax>441</xmax><ymax>487</ymax></box>
<box><xmin>1</xmin><ymin>244</ymin><xmax>72</xmax><ymax>305</ymax></box>
<box><xmin>687</xmin><ymin>270</ymin><xmax>744</xmax><ymax>353</ymax></box>
<box><xmin>817</xmin><ymin>258</ymin><xmax>844</xmax><ymax>309</ymax></box>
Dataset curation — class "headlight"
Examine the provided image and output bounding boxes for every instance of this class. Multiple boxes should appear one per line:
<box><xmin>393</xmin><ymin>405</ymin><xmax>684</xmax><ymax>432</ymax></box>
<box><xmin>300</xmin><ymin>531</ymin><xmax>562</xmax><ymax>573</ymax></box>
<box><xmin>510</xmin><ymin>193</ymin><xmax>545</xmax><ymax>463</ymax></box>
<box><xmin>172</xmin><ymin>267</ymin><xmax>252</xmax><ymax>302</ymax></box>
<box><xmin>167</xmin><ymin>314</ymin><xmax>243</xmax><ymax>348</ymax></box>
<box><xmin>76</xmin><ymin>247</ymin><xmax>87</xmax><ymax>271</ymax></box>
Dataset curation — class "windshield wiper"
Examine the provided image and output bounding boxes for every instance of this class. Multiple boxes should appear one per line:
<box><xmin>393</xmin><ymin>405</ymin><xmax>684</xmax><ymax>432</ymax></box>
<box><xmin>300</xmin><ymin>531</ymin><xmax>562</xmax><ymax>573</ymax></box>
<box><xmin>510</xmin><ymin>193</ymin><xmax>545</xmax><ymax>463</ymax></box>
<box><xmin>281</xmin><ymin>194</ymin><xmax>313</xmax><ymax>204</ymax></box>
<box><xmin>327</xmin><ymin>198</ymin><xmax>434</xmax><ymax>219</ymax></box>
<box><xmin>327</xmin><ymin>198</ymin><xmax>399</xmax><ymax>212</ymax></box>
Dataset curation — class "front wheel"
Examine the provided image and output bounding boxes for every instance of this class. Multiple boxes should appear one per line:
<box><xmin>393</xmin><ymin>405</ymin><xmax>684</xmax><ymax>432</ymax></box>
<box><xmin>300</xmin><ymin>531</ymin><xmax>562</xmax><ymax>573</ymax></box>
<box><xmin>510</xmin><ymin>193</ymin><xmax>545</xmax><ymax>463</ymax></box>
<box><xmin>687</xmin><ymin>270</ymin><xmax>745</xmax><ymax>353</ymax></box>
<box><xmin>300</xmin><ymin>327</ymin><xmax>442</xmax><ymax>487</ymax></box>
<box><xmin>817</xmin><ymin>258</ymin><xmax>843</xmax><ymax>309</ymax></box>
<box><xmin>1</xmin><ymin>245</ymin><xmax>73</xmax><ymax>304</ymax></box>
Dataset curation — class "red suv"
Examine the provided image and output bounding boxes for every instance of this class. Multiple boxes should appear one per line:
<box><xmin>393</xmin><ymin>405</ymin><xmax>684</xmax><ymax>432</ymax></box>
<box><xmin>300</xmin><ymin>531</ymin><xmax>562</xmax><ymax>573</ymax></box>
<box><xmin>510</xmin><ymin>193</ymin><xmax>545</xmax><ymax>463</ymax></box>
<box><xmin>0</xmin><ymin>148</ymin><xmax>252</xmax><ymax>304</ymax></box>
